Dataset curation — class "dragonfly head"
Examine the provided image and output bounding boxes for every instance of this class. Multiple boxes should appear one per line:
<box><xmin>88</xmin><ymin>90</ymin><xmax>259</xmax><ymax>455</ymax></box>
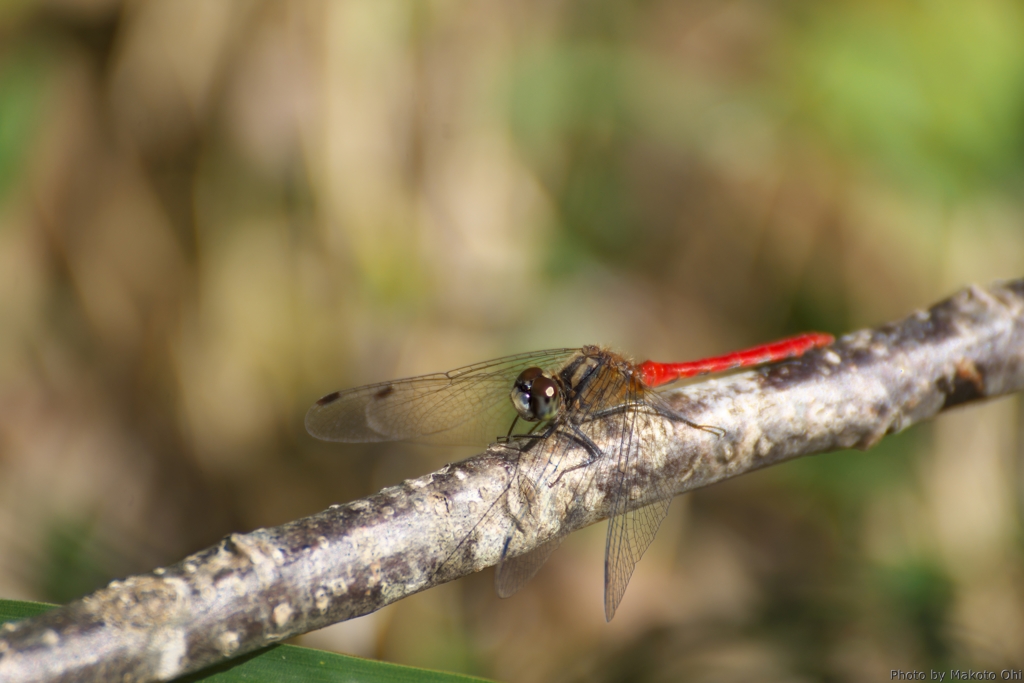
<box><xmin>511</xmin><ymin>367</ymin><xmax>562</xmax><ymax>423</ymax></box>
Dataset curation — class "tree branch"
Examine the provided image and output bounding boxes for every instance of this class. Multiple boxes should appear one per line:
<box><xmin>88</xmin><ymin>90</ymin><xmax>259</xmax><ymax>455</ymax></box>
<box><xmin>2</xmin><ymin>279</ymin><xmax>1023</xmax><ymax>683</ymax></box>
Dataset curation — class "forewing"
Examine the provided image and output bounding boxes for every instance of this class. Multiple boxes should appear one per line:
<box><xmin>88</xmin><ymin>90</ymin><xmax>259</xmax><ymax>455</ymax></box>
<box><xmin>602</xmin><ymin>379</ymin><xmax>675</xmax><ymax>621</ymax></box>
<box><xmin>305</xmin><ymin>349</ymin><xmax>579</xmax><ymax>446</ymax></box>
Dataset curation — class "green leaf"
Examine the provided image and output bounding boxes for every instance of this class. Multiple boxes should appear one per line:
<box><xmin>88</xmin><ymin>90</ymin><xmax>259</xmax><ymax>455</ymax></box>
<box><xmin>0</xmin><ymin>598</ymin><xmax>51</xmax><ymax>622</ymax></box>
<box><xmin>0</xmin><ymin>599</ymin><xmax>490</xmax><ymax>683</ymax></box>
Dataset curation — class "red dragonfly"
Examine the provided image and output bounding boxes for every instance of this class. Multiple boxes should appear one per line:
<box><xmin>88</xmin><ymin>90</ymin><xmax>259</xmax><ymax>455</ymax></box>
<box><xmin>306</xmin><ymin>332</ymin><xmax>834</xmax><ymax>620</ymax></box>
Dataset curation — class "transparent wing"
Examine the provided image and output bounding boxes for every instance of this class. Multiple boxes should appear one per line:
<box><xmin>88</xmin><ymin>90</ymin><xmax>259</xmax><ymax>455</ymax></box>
<box><xmin>604</xmin><ymin>498</ymin><xmax>672</xmax><ymax>620</ymax></box>
<box><xmin>602</xmin><ymin>378</ymin><xmax>676</xmax><ymax>621</ymax></box>
<box><xmin>305</xmin><ymin>349</ymin><xmax>579</xmax><ymax>446</ymax></box>
<box><xmin>495</xmin><ymin>536</ymin><xmax>562</xmax><ymax>598</ymax></box>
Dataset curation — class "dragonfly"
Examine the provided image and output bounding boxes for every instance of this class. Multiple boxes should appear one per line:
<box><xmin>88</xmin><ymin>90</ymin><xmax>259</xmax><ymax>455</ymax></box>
<box><xmin>305</xmin><ymin>332</ymin><xmax>834</xmax><ymax>620</ymax></box>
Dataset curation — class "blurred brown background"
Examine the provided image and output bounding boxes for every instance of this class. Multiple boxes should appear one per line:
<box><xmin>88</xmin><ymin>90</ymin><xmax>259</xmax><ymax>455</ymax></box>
<box><xmin>2</xmin><ymin>0</ymin><xmax>1024</xmax><ymax>680</ymax></box>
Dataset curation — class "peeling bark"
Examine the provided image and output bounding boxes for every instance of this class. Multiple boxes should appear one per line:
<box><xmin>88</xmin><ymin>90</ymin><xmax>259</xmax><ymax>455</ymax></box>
<box><xmin>2</xmin><ymin>279</ymin><xmax>1023</xmax><ymax>682</ymax></box>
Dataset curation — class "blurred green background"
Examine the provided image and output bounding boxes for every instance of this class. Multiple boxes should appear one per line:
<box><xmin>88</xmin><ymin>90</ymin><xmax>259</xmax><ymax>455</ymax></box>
<box><xmin>1</xmin><ymin>1</ymin><xmax>1024</xmax><ymax>680</ymax></box>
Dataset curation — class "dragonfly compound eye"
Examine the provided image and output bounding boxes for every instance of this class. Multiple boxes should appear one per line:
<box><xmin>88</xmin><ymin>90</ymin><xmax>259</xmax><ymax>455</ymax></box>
<box><xmin>510</xmin><ymin>368</ymin><xmax>561</xmax><ymax>422</ymax></box>
<box><xmin>529</xmin><ymin>376</ymin><xmax>561</xmax><ymax>422</ymax></box>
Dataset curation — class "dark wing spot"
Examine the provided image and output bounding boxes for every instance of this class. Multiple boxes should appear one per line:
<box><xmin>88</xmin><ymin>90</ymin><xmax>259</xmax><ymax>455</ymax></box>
<box><xmin>316</xmin><ymin>391</ymin><xmax>341</xmax><ymax>406</ymax></box>
<box><xmin>374</xmin><ymin>385</ymin><xmax>395</xmax><ymax>400</ymax></box>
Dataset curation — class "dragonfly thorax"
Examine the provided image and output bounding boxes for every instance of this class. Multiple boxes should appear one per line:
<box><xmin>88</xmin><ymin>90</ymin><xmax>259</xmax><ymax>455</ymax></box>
<box><xmin>510</xmin><ymin>367</ymin><xmax>563</xmax><ymax>423</ymax></box>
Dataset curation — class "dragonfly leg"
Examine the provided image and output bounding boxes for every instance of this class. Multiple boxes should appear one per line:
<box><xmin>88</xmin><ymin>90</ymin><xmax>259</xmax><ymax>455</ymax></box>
<box><xmin>501</xmin><ymin>419</ymin><xmax>555</xmax><ymax>447</ymax></box>
<box><xmin>499</xmin><ymin>415</ymin><xmax>552</xmax><ymax>444</ymax></box>
<box><xmin>587</xmin><ymin>401</ymin><xmax>725</xmax><ymax>437</ymax></box>
<box><xmin>549</xmin><ymin>423</ymin><xmax>606</xmax><ymax>486</ymax></box>
<box><xmin>501</xmin><ymin>418</ymin><xmax>605</xmax><ymax>486</ymax></box>
<box><xmin>495</xmin><ymin>415</ymin><xmax>521</xmax><ymax>444</ymax></box>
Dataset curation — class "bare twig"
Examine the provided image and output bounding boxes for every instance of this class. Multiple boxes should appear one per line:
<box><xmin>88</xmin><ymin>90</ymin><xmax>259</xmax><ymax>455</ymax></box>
<box><xmin>2</xmin><ymin>280</ymin><xmax>1023</xmax><ymax>682</ymax></box>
